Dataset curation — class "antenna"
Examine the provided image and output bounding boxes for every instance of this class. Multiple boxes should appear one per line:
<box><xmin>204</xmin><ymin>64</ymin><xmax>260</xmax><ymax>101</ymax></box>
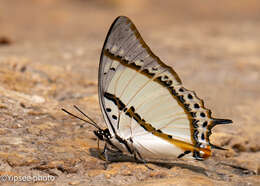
<box><xmin>61</xmin><ymin>106</ymin><xmax>101</xmax><ymax>130</ymax></box>
<box><xmin>73</xmin><ymin>105</ymin><xmax>98</xmax><ymax>126</ymax></box>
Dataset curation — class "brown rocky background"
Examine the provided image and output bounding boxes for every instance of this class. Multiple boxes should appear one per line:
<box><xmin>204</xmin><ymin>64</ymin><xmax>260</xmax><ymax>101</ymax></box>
<box><xmin>0</xmin><ymin>0</ymin><xmax>259</xmax><ymax>185</ymax></box>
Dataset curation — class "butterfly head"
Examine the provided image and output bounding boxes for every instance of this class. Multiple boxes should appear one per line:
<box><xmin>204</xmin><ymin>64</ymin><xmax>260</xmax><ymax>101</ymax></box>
<box><xmin>94</xmin><ymin>128</ymin><xmax>111</xmax><ymax>141</ymax></box>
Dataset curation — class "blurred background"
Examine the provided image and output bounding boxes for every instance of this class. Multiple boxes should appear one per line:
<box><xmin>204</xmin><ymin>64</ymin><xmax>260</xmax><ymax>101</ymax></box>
<box><xmin>1</xmin><ymin>0</ymin><xmax>259</xmax><ymax>79</ymax></box>
<box><xmin>1</xmin><ymin>0</ymin><xmax>260</xmax><ymax>40</ymax></box>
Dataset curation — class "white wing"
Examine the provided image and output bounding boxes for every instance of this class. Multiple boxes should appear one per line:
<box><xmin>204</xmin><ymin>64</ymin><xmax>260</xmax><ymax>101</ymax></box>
<box><xmin>98</xmin><ymin>16</ymin><xmax>232</xmax><ymax>160</ymax></box>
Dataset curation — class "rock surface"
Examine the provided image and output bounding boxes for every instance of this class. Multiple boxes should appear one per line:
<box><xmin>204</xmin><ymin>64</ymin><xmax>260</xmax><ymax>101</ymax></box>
<box><xmin>0</xmin><ymin>0</ymin><xmax>259</xmax><ymax>185</ymax></box>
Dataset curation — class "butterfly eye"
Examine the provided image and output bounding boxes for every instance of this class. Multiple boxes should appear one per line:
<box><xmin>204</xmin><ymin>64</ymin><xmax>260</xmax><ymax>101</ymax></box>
<box><xmin>94</xmin><ymin>130</ymin><xmax>104</xmax><ymax>140</ymax></box>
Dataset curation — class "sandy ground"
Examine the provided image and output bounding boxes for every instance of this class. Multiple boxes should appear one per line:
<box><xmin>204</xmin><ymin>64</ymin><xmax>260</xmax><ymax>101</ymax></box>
<box><xmin>0</xmin><ymin>0</ymin><xmax>260</xmax><ymax>185</ymax></box>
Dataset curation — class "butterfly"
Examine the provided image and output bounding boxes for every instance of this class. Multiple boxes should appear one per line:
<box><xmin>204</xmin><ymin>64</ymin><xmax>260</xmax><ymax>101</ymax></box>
<box><xmin>63</xmin><ymin>16</ymin><xmax>232</xmax><ymax>164</ymax></box>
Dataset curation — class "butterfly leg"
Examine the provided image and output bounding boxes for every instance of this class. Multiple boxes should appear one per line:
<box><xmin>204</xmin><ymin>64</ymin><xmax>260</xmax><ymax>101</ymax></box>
<box><xmin>102</xmin><ymin>143</ymin><xmax>121</xmax><ymax>169</ymax></box>
<box><xmin>103</xmin><ymin>145</ymin><xmax>122</xmax><ymax>169</ymax></box>
<box><xmin>103</xmin><ymin>143</ymin><xmax>111</xmax><ymax>169</ymax></box>
<box><xmin>97</xmin><ymin>139</ymin><xmax>106</xmax><ymax>161</ymax></box>
<box><xmin>134</xmin><ymin>149</ymin><xmax>154</xmax><ymax>170</ymax></box>
<box><xmin>129</xmin><ymin>138</ymin><xmax>153</xmax><ymax>170</ymax></box>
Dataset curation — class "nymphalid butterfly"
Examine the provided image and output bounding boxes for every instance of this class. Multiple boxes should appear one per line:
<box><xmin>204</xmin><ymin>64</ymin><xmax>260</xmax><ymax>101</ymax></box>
<box><xmin>63</xmin><ymin>16</ymin><xmax>232</xmax><ymax>165</ymax></box>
